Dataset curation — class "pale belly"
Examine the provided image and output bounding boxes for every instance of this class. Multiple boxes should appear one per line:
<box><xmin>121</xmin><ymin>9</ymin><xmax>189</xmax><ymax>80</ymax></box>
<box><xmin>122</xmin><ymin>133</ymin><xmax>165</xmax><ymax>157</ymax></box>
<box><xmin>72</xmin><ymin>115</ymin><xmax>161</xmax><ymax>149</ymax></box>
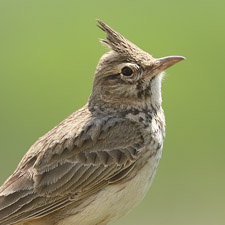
<box><xmin>58</xmin><ymin>148</ymin><xmax>162</xmax><ymax>225</ymax></box>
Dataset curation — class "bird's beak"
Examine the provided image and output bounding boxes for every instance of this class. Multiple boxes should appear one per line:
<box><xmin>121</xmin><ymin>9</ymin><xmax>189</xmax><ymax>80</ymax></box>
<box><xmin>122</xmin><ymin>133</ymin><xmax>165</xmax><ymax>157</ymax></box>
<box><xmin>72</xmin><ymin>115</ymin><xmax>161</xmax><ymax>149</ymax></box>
<box><xmin>154</xmin><ymin>56</ymin><xmax>186</xmax><ymax>72</ymax></box>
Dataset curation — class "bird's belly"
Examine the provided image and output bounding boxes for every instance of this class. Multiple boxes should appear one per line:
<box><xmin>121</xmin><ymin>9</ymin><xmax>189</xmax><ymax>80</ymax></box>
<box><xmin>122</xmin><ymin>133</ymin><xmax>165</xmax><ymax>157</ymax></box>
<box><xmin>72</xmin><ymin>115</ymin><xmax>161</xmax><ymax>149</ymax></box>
<box><xmin>58</xmin><ymin>148</ymin><xmax>162</xmax><ymax>225</ymax></box>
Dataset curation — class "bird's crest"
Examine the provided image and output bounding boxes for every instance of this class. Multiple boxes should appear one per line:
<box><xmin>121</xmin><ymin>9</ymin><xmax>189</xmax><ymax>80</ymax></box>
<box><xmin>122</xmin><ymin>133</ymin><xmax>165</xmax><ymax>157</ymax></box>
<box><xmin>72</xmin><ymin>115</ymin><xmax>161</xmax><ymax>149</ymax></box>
<box><xmin>97</xmin><ymin>19</ymin><xmax>153</xmax><ymax>65</ymax></box>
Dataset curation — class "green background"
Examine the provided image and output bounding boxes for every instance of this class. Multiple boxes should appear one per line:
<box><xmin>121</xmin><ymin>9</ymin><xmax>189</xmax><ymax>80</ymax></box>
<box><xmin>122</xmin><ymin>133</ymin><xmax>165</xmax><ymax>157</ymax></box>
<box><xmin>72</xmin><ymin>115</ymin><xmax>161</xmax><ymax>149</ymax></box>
<box><xmin>0</xmin><ymin>0</ymin><xmax>224</xmax><ymax>224</ymax></box>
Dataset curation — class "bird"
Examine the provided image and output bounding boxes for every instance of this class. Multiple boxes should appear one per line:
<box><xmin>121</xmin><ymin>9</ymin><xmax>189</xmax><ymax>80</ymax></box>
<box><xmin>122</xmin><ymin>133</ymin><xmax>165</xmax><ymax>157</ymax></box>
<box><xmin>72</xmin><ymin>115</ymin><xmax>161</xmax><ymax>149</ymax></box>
<box><xmin>0</xmin><ymin>20</ymin><xmax>185</xmax><ymax>225</ymax></box>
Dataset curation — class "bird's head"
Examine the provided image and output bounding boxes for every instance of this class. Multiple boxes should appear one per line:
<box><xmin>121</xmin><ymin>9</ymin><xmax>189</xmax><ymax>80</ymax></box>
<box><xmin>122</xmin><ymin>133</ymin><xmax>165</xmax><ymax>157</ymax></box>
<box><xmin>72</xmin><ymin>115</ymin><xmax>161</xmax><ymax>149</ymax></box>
<box><xmin>89</xmin><ymin>20</ymin><xmax>185</xmax><ymax>111</ymax></box>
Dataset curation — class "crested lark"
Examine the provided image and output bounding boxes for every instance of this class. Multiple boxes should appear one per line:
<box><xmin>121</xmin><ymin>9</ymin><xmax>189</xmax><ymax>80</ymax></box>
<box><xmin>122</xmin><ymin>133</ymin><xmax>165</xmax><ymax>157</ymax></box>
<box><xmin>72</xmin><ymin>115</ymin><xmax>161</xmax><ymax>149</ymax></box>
<box><xmin>0</xmin><ymin>20</ymin><xmax>185</xmax><ymax>225</ymax></box>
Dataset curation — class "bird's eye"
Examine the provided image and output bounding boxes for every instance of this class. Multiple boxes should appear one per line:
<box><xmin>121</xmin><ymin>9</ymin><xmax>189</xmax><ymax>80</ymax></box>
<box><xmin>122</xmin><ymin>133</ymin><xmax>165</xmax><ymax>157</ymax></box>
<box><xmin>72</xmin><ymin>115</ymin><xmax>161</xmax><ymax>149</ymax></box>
<box><xmin>121</xmin><ymin>66</ymin><xmax>133</xmax><ymax>76</ymax></box>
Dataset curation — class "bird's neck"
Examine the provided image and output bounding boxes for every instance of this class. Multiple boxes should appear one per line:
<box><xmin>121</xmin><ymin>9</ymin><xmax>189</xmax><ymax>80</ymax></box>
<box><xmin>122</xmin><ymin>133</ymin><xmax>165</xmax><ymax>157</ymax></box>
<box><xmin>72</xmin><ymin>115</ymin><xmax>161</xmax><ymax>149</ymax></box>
<box><xmin>88</xmin><ymin>74</ymin><xmax>163</xmax><ymax>116</ymax></box>
<box><xmin>88</xmin><ymin>98</ymin><xmax>162</xmax><ymax>121</ymax></box>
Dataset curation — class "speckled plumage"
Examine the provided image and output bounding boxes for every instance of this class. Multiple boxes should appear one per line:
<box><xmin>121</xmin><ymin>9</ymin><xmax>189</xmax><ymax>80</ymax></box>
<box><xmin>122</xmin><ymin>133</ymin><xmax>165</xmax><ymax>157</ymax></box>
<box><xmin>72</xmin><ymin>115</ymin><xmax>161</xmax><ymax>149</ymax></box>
<box><xmin>0</xmin><ymin>20</ymin><xmax>184</xmax><ymax>225</ymax></box>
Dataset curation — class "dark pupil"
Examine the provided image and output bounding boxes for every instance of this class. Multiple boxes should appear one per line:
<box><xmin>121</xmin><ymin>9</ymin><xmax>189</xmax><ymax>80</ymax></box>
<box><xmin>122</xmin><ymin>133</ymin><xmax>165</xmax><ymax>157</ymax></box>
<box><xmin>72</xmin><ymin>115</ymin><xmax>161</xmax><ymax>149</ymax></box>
<box><xmin>121</xmin><ymin>66</ymin><xmax>133</xmax><ymax>76</ymax></box>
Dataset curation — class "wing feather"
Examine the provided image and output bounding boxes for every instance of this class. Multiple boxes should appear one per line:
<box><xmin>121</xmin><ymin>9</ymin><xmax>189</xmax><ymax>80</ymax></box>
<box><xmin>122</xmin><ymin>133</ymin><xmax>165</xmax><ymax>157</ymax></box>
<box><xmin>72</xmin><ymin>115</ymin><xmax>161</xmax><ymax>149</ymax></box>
<box><xmin>0</xmin><ymin>105</ymin><xmax>144</xmax><ymax>225</ymax></box>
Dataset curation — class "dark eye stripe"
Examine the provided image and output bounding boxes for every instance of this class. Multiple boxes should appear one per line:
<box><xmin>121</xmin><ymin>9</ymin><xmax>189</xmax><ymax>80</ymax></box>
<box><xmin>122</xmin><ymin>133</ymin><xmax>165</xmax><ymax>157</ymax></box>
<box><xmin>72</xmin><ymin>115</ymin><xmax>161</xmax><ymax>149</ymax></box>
<box><xmin>104</xmin><ymin>73</ymin><xmax>121</xmax><ymax>80</ymax></box>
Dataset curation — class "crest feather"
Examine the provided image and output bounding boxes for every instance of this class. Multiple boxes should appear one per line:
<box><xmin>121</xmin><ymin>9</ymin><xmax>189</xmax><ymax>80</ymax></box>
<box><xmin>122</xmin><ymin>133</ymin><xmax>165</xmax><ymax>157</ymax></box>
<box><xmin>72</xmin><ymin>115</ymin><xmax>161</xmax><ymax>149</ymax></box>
<box><xmin>97</xmin><ymin>20</ymin><xmax>142</xmax><ymax>55</ymax></box>
<box><xmin>96</xmin><ymin>19</ymin><xmax>154</xmax><ymax>65</ymax></box>
<box><xmin>97</xmin><ymin>19</ymin><xmax>126</xmax><ymax>49</ymax></box>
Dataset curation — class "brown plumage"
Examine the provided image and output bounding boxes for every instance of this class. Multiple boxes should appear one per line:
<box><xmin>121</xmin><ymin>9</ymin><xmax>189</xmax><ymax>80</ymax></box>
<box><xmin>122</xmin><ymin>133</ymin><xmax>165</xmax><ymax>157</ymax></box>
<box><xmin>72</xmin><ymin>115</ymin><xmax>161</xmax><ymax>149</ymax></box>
<box><xmin>0</xmin><ymin>20</ymin><xmax>185</xmax><ymax>225</ymax></box>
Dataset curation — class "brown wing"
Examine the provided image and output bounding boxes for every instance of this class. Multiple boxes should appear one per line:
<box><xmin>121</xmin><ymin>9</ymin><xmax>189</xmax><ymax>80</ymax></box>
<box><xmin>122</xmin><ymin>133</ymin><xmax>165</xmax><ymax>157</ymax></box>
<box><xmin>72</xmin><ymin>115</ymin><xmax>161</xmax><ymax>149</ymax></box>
<box><xmin>0</xmin><ymin>106</ymin><xmax>144</xmax><ymax>225</ymax></box>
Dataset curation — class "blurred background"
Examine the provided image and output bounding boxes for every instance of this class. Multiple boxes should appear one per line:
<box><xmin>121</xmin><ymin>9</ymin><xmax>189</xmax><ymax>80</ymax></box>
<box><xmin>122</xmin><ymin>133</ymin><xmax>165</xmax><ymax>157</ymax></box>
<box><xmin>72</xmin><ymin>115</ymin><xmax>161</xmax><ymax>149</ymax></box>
<box><xmin>0</xmin><ymin>0</ymin><xmax>224</xmax><ymax>224</ymax></box>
